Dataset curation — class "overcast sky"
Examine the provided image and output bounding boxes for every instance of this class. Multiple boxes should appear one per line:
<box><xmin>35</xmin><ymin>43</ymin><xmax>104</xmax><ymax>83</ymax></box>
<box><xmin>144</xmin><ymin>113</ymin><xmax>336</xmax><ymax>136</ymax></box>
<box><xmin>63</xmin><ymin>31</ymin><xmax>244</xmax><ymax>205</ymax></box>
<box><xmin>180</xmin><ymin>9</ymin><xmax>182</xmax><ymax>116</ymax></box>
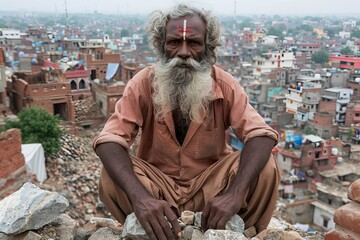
<box><xmin>1</xmin><ymin>0</ymin><xmax>360</xmax><ymax>16</ymax></box>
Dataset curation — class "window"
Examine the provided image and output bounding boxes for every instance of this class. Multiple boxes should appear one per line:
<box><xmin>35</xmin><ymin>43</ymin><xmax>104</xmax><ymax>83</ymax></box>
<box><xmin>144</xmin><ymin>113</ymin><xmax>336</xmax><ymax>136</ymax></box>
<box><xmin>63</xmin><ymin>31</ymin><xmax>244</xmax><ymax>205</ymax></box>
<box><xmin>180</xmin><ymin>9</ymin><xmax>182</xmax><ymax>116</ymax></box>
<box><xmin>70</xmin><ymin>80</ymin><xmax>77</xmax><ymax>90</ymax></box>
<box><xmin>323</xmin><ymin>219</ymin><xmax>328</xmax><ymax>228</ymax></box>
<box><xmin>79</xmin><ymin>79</ymin><xmax>86</xmax><ymax>89</ymax></box>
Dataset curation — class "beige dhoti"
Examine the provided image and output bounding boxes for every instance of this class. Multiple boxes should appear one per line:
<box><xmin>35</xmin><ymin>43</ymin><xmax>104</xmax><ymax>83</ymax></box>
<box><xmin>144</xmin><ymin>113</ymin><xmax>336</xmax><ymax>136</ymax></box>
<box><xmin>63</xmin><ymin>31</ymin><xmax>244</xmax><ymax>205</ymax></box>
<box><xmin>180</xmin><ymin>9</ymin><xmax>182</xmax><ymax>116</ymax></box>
<box><xmin>99</xmin><ymin>151</ymin><xmax>280</xmax><ymax>233</ymax></box>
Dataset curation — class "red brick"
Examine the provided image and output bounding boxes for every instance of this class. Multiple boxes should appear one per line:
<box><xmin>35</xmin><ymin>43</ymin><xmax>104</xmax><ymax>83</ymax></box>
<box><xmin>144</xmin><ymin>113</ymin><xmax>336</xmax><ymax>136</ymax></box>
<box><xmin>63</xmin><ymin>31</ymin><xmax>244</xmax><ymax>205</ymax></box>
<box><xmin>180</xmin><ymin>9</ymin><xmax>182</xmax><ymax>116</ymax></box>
<box><xmin>348</xmin><ymin>179</ymin><xmax>360</xmax><ymax>204</ymax></box>
<box><xmin>325</xmin><ymin>226</ymin><xmax>360</xmax><ymax>240</ymax></box>
<box><xmin>0</xmin><ymin>129</ymin><xmax>25</xmax><ymax>179</ymax></box>
<box><xmin>334</xmin><ymin>202</ymin><xmax>360</xmax><ymax>234</ymax></box>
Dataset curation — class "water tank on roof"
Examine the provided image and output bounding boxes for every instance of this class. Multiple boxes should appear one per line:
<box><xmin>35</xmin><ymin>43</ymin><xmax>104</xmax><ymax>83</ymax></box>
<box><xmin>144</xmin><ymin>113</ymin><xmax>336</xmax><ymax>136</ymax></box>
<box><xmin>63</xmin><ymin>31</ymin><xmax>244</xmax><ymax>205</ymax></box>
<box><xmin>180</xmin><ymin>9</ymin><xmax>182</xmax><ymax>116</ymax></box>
<box><xmin>315</xmin><ymin>73</ymin><xmax>321</xmax><ymax>78</ymax></box>
<box><xmin>331</xmin><ymin>147</ymin><xmax>339</xmax><ymax>156</ymax></box>
<box><xmin>18</xmin><ymin>51</ymin><xmax>24</xmax><ymax>58</ymax></box>
<box><xmin>337</xmin><ymin>157</ymin><xmax>344</xmax><ymax>165</ymax></box>
<box><xmin>355</xmin><ymin>78</ymin><xmax>360</xmax><ymax>83</ymax></box>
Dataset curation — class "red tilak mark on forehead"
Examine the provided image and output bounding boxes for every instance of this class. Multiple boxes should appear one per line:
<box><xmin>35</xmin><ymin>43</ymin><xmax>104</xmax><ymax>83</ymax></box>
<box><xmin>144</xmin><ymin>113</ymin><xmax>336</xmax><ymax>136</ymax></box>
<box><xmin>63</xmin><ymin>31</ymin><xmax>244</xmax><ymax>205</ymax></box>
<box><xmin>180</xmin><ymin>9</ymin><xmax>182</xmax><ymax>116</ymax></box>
<box><xmin>177</xmin><ymin>25</ymin><xmax>191</xmax><ymax>35</ymax></box>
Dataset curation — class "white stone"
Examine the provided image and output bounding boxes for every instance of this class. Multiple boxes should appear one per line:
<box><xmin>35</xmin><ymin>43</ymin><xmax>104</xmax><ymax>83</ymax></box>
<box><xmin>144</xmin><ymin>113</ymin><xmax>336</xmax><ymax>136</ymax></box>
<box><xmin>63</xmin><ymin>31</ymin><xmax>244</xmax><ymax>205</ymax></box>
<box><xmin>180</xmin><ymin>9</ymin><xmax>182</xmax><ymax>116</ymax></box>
<box><xmin>0</xmin><ymin>182</ymin><xmax>69</xmax><ymax>235</ymax></box>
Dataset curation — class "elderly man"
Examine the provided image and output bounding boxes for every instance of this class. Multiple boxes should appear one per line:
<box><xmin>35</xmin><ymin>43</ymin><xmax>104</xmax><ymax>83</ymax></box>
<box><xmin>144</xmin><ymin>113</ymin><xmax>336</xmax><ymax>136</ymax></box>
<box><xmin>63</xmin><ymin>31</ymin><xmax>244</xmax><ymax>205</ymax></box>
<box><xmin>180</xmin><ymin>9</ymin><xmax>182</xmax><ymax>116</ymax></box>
<box><xmin>93</xmin><ymin>4</ymin><xmax>280</xmax><ymax>240</ymax></box>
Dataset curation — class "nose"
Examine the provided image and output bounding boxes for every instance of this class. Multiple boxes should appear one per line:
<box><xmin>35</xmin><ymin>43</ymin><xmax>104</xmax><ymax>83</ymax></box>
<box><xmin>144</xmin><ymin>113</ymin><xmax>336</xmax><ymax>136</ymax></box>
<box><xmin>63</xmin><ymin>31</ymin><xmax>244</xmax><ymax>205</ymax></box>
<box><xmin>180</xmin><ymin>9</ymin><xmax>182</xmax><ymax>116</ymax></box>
<box><xmin>177</xmin><ymin>41</ymin><xmax>191</xmax><ymax>59</ymax></box>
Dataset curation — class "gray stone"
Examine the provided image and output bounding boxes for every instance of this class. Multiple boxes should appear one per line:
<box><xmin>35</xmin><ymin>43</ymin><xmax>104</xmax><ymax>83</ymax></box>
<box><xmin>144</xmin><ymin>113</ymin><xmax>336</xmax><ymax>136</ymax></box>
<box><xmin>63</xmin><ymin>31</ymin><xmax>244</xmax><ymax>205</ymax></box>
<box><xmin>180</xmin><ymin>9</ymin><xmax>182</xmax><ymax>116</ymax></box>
<box><xmin>121</xmin><ymin>213</ymin><xmax>147</xmax><ymax>240</ymax></box>
<box><xmin>225</xmin><ymin>215</ymin><xmax>245</xmax><ymax>233</ymax></box>
<box><xmin>88</xmin><ymin>227</ymin><xmax>120</xmax><ymax>240</ymax></box>
<box><xmin>193</xmin><ymin>212</ymin><xmax>244</xmax><ymax>233</ymax></box>
<box><xmin>191</xmin><ymin>229</ymin><xmax>204</xmax><ymax>240</ymax></box>
<box><xmin>194</xmin><ymin>212</ymin><xmax>202</xmax><ymax>227</ymax></box>
<box><xmin>0</xmin><ymin>182</ymin><xmax>69</xmax><ymax>235</ymax></box>
<box><xmin>50</xmin><ymin>214</ymin><xmax>77</xmax><ymax>240</ymax></box>
<box><xmin>181</xmin><ymin>225</ymin><xmax>194</xmax><ymax>240</ymax></box>
<box><xmin>203</xmin><ymin>229</ymin><xmax>248</xmax><ymax>240</ymax></box>
<box><xmin>23</xmin><ymin>231</ymin><xmax>42</xmax><ymax>240</ymax></box>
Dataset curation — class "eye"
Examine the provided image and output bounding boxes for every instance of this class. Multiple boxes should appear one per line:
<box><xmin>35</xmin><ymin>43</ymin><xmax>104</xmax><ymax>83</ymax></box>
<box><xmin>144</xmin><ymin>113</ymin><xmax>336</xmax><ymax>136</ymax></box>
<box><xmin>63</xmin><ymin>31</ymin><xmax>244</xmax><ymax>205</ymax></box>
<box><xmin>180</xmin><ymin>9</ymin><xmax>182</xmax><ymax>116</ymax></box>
<box><xmin>188</xmin><ymin>40</ymin><xmax>201</xmax><ymax>46</ymax></box>
<box><xmin>167</xmin><ymin>40</ymin><xmax>180</xmax><ymax>46</ymax></box>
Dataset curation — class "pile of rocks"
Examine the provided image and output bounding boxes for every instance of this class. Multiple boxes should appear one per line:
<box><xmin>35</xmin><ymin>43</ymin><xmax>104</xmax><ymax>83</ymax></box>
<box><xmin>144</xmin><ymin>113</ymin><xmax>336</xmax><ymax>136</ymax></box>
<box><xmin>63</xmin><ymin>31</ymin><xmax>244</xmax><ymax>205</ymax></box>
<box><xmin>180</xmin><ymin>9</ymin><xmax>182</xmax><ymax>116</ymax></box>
<box><xmin>0</xmin><ymin>182</ymin><xmax>122</xmax><ymax>240</ymax></box>
<box><xmin>73</xmin><ymin>98</ymin><xmax>103</xmax><ymax>122</ymax></box>
<box><xmin>45</xmin><ymin>129</ymin><xmax>108</xmax><ymax>226</ymax></box>
<box><xmin>0</xmin><ymin>182</ymin><xmax>326</xmax><ymax>240</ymax></box>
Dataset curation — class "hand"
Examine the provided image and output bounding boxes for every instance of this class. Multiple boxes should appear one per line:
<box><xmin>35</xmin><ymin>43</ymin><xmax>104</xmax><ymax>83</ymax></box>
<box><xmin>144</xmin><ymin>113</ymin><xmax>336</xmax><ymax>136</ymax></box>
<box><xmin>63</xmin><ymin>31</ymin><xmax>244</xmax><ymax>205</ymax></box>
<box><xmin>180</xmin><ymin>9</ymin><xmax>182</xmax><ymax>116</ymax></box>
<box><xmin>133</xmin><ymin>196</ymin><xmax>181</xmax><ymax>240</ymax></box>
<box><xmin>201</xmin><ymin>193</ymin><xmax>242</xmax><ymax>230</ymax></box>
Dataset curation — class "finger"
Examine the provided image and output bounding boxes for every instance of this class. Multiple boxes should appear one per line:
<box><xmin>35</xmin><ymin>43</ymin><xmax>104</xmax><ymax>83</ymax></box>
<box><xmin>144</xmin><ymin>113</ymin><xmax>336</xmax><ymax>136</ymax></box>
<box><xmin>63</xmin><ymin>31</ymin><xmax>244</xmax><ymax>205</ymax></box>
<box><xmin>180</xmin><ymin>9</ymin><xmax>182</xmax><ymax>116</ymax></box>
<box><xmin>150</xmin><ymin>219</ymin><xmax>169</xmax><ymax>240</ymax></box>
<box><xmin>164</xmin><ymin>206</ymin><xmax>181</xmax><ymax>238</ymax></box>
<box><xmin>141</xmin><ymin>221</ymin><xmax>158</xmax><ymax>240</ymax></box>
<box><xmin>201</xmin><ymin>204</ymin><xmax>210</xmax><ymax>230</ymax></box>
<box><xmin>207</xmin><ymin>206</ymin><xmax>219</xmax><ymax>229</ymax></box>
<box><xmin>216</xmin><ymin>216</ymin><xmax>230</xmax><ymax>230</ymax></box>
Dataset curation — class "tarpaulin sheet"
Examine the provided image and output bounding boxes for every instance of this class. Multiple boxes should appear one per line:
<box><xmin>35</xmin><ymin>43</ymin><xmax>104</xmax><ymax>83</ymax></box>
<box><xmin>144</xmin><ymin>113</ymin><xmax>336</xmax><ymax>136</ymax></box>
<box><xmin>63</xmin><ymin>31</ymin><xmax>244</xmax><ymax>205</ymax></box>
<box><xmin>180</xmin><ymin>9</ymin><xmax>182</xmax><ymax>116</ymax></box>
<box><xmin>105</xmin><ymin>63</ymin><xmax>119</xmax><ymax>80</ymax></box>
<box><xmin>21</xmin><ymin>143</ymin><xmax>47</xmax><ymax>183</ymax></box>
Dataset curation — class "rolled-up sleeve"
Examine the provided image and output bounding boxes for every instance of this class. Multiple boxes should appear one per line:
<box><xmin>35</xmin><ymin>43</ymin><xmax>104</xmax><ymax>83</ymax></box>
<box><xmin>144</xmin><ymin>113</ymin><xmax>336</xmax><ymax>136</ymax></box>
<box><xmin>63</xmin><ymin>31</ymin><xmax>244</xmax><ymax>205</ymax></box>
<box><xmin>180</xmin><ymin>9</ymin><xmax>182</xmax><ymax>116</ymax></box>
<box><xmin>226</xmin><ymin>80</ymin><xmax>279</xmax><ymax>145</ymax></box>
<box><xmin>92</xmin><ymin>69</ymin><xmax>151</xmax><ymax>151</ymax></box>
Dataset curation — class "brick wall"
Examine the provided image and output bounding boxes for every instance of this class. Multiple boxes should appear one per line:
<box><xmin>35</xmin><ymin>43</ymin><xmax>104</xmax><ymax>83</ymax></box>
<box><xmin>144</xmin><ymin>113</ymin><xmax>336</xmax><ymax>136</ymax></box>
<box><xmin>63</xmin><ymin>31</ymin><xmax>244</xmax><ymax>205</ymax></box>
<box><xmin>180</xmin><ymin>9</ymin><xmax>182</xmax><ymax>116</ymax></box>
<box><xmin>325</xmin><ymin>178</ymin><xmax>360</xmax><ymax>239</ymax></box>
<box><xmin>0</xmin><ymin>128</ymin><xmax>25</xmax><ymax>179</ymax></box>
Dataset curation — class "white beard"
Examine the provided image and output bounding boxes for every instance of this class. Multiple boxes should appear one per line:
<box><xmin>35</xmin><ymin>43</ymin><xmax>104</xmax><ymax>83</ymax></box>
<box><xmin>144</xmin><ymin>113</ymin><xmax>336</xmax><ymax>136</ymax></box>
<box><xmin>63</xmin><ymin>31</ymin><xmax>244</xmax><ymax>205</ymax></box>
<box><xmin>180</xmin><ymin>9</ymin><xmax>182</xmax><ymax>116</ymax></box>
<box><xmin>152</xmin><ymin>57</ymin><xmax>215</xmax><ymax>124</ymax></box>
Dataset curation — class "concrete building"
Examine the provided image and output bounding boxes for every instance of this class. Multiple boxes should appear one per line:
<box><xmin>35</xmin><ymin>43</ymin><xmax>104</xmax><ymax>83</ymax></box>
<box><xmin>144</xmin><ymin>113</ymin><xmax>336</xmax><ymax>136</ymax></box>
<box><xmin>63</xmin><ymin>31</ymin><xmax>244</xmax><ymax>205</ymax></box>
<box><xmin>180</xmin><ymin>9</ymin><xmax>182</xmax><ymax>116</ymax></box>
<box><xmin>285</xmin><ymin>75</ymin><xmax>322</xmax><ymax>126</ymax></box>
<box><xmin>330</xmin><ymin>55</ymin><xmax>360</xmax><ymax>70</ymax></box>
<box><xmin>321</xmin><ymin>88</ymin><xmax>353</xmax><ymax>124</ymax></box>
<box><xmin>253</xmin><ymin>50</ymin><xmax>296</xmax><ymax>76</ymax></box>
<box><xmin>345</xmin><ymin>101</ymin><xmax>360</xmax><ymax>127</ymax></box>
<box><xmin>347</xmin><ymin>73</ymin><xmax>360</xmax><ymax>100</ymax></box>
<box><xmin>0</xmin><ymin>28</ymin><xmax>22</xmax><ymax>46</ymax></box>
<box><xmin>308</xmin><ymin>112</ymin><xmax>337</xmax><ymax>139</ymax></box>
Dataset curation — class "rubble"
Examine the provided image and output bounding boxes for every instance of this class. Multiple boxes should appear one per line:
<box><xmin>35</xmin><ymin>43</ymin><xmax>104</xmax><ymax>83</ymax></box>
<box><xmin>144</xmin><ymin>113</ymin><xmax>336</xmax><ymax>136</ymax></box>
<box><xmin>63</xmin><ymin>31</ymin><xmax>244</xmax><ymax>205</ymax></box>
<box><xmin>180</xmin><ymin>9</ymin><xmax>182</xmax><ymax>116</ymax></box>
<box><xmin>0</xmin><ymin>126</ymin><xmax>325</xmax><ymax>239</ymax></box>
<box><xmin>45</xmin><ymin>127</ymin><xmax>109</xmax><ymax>226</ymax></box>
<box><xmin>0</xmin><ymin>182</ymin><xmax>68</xmax><ymax>235</ymax></box>
<box><xmin>73</xmin><ymin>98</ymin><xmax>104</xmax><ymax>122</ymax></box>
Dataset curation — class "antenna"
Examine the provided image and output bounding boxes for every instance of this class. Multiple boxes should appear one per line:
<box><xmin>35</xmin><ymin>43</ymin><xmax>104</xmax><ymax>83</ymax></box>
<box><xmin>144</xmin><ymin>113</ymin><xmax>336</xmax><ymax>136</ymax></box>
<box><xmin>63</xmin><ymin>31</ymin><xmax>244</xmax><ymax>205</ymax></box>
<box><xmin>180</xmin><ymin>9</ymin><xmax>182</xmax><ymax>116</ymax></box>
<box><xmin>233</xmin><ymin>0</ymin><xmax>237</xmax><ymax>32</ymax></box>
<box><xmin>64</xmin><ymin>0</ymin><xmax>68</xmax><ymax>27</ymax></box>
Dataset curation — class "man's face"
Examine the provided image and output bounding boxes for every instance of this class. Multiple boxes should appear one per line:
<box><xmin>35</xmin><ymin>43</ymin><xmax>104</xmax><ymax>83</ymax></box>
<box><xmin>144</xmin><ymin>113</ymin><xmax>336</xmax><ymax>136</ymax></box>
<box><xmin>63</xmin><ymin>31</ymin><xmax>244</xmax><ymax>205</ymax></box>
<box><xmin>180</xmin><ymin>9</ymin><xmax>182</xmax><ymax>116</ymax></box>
<box><xmin>164</xmin><ymin>16</ymin><xmax>206</xmax><ymax>62</ymax></box>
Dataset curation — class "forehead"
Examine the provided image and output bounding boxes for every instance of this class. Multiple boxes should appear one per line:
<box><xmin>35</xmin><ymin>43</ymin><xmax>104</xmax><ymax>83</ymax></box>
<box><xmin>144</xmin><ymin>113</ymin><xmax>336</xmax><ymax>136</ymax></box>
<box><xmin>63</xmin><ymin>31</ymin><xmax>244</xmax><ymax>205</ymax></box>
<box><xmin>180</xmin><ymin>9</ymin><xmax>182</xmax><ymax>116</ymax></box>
<box><xmin>166</xmin><ymin>16</ymin><xmax>206</xmax><ymax>38</ymax></box>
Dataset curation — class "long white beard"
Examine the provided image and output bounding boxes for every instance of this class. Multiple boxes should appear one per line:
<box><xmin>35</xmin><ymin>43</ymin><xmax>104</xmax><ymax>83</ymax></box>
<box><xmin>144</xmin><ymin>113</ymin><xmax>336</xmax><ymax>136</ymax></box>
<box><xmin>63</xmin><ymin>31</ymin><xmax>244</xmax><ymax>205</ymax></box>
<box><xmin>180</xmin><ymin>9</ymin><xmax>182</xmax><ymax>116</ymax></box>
<box><xmin>152</xmin><ymin>57</ymin><xmax>215</xmax><ymax>124</ymax></box>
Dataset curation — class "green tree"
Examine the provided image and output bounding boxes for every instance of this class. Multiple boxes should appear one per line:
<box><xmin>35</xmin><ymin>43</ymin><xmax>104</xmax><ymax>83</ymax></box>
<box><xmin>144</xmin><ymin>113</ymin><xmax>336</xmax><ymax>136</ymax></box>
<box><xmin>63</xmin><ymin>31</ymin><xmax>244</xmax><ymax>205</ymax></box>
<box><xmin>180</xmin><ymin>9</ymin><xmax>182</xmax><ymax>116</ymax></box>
<box><xmin>340</xmin><ymin>46</ymin><xmax>353</xmax><ymax>55</ymax></box>
<box><xmin>303</xmin><ymin>126</ymin><xmax>317</xmax><ymax>135</ymax></box>
<box><xmin>311</xmin><ymin>50</ymin><xmax>329</xmax><ymax>64</ymax></box>
<box><xmin>267</xmin><ymin>27</ymin><xmax>284</xmax><ymax>39</ymax></box>
<box><xmin>296</xmin><ymin>24</ymin><xmax>313</xmax><ymax>32</ymax></box>
<box><xmin>239</xmin><ymin>18</ymin><xmax>254</xmax><ymax>30</ymax></box>
<box><xmin>351</xmin><ymin>29</ymin><xmax>360</xmax><ymax>38</ymax></box>
<box><xmin>1</xmin><ymin>107</ymin><xmax>63</xmax><ymax>156</ymax></box>
<box><xmin>121</xmin><ymin>29</ymin><xmax>130</xmax><ymax>38</ymax></box>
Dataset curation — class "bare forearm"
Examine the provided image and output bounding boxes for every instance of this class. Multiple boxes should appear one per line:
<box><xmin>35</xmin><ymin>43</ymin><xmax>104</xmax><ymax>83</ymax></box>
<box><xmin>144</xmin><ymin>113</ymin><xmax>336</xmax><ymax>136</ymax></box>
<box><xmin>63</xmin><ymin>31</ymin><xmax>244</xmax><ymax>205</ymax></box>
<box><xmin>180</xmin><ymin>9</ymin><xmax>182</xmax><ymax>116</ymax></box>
<box><xmin>228</xmin><ymin>136</ymin><xmax>276</xmax><ymax>196</ymax></box>
<box><xmin>95</xmin><ymin>142</ymin><xmax>151</xmax><ymax>203</ymax></box>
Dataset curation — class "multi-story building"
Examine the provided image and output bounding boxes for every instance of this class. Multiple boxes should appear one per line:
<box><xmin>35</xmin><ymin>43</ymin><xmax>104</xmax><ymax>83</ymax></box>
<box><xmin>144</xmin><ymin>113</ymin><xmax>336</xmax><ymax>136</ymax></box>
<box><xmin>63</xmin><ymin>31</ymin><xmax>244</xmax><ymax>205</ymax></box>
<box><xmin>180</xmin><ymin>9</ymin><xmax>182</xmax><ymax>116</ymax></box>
<box><xmin>321</xmin><ymin>88</ymin><xmax>353</xmax><ymax>124</ymax></box>
<box><xmin>347</xmin><ymin>73</ymin><xmax>360</xmax><ymax>100</ymax></box>
<box><xmin>285</xmin><ymin>75</ymin><xmax>322</xmax><ymax>126</ymax></box>
<box><xmin>0</xmin><ymin>28</ymin><xmax>22</xmax><ymax>46</ymax></box>
<box><xmin>345</xmin><ymin>102</ymin><xmax>360</xmax><ymax>127</ymax></box>
<box><xmin>296</xmin><ymin>42</ymin><xmax>321</xmax><ymax>57</ymax></box>
<box><xmin>8</xmin><ymin>69</ymin><xmax>75</xmax><ymax>124</ymax></box>
<box><xmin>308</xmin><ymin>112</ymin><xmax>337</xmax><ymax>139</ymax></box>
<box><xmin>253</xmin><ymin>50</ymin><xmax>296</xmax><ymax>77</ymax></box>
<box><xmin>78</xmin><ymin>46</ymin><xmax>121</xmax><ymax>83</ymax></box>
<box><xmin>42</xmin><ymin>59</ymin><xmax>92</xmax><ymax>101</ymax></box>
<box><xmin>330</xmin><ymin>55</ymin><xmax>360</xmax><ymax>70</ymax></box>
